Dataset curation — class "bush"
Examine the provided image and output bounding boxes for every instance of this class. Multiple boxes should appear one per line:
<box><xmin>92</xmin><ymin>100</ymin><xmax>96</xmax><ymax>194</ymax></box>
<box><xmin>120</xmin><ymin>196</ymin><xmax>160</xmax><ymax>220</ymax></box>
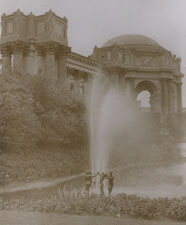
<box><xmin>0</xmin><ymin>72</ymin><xmax>89</xmax><ymax>184</ymax></box>
<box><xmin>0</xmin><ymin>72</ymin><xmax>88</xmax><ymax>151</ymax></box>
<box><xmin>0</xmin><ymin>190</ymin><xmax>186</xmax><ymax>221</ymax></box>
<box><xmin>0</xmin><ymin>148</ymin><xmax>89</xmax><ymax>184</ymax></box>
<box><xmin>30</xmin><ymin>75</ymin><xmax>88</xmax><ymax>148</ymax></box>
<box><xmin>0</xmin><ymin>72</ymin><xmax>41</xmax><ymax>151</ymax></box>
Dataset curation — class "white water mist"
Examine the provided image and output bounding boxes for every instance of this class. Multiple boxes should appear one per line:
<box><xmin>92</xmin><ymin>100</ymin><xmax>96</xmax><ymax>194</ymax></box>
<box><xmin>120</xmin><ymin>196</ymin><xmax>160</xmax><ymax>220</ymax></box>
<box><xmin>90</xmin><ymin>73</ymin><xmax>135</xmax><ymax>173</ymax></box>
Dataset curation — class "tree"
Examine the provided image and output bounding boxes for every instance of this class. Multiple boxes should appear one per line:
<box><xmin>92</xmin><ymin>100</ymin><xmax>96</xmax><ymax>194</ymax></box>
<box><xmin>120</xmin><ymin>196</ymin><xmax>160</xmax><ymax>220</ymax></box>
<box><xmin>0</xmin><ymin>72</ymin><xmax>41</xmax><ymax>151</ymax></box>
<box><xmin>30</xmin><ymin>74</ymin><xmax>88</xmax><ymax>148</ymax></box>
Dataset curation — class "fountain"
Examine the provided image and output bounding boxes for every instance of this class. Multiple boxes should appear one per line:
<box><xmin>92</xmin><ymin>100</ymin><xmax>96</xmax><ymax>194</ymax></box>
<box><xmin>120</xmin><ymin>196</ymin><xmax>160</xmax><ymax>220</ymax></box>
<box><xmin>89</xmin><ymin>72</ymin><xmax>135</xmax><ymax>174</ymax></box>
<box><xmin>89</xmin><ymin>72</ymin><xmax>186</xmax><ymax>197</ymax></box>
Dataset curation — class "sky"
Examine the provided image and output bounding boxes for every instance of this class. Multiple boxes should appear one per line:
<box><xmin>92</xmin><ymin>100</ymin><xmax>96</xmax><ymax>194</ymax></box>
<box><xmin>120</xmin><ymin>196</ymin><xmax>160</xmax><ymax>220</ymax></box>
<box><xmin>1</xmin><ymin>0</ymin><xmax>186</xmax><ymax>105</ymax></box>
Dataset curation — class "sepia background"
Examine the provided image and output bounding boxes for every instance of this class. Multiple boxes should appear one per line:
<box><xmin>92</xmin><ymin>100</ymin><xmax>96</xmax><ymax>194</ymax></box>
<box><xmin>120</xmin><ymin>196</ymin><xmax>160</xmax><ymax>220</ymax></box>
<box><xmin>0</xmin><ymin>1</ymin><xmax>186</xmax><ymax>224</ymax></box>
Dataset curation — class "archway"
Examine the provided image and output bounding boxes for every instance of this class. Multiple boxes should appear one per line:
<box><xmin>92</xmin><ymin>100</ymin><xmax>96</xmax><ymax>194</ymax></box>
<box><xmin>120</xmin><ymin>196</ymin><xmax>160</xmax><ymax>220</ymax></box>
<box><xmin>135</xmin><ymin>80</ymin><xmax>158</xmax><ymax>113</ymax></box>
<box><xmin>137</xmin><ymin>90</ymin><xmax>151</xmax><ymax>111</ymax></box>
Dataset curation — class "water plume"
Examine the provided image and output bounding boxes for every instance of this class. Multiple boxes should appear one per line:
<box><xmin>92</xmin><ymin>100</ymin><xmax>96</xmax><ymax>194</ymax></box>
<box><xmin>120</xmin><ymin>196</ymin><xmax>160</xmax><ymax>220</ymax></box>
<box><xmin>90</xmin><ymin>73</ymin><xmax>136</xmax><ymax>173</ymax></box>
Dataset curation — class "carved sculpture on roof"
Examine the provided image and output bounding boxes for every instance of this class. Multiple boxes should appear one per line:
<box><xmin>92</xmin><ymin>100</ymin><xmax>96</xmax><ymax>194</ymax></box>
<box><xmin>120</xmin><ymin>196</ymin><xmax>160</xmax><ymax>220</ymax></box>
<box><xmin>28</xmin><ymin>12</ymin><xmax>35</xmax><ymax>39</ymax></box>
<box><xmin>47</xmin><ymin>9</ymin><xmax>55</xmax><ymax>34</ymax></box>
<box><xmin>14</xmin><ymin>9</ymin><xmax>22</xmax><ymax>34</ymax></box>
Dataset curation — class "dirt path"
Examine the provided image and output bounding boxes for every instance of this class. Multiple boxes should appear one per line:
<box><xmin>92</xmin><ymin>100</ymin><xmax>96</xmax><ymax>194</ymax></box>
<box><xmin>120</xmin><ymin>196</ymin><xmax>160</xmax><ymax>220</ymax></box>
<box><xmin>0</xmin><ymin>211</ymin><xmax>185</xmax><ymax>225</ymax></box>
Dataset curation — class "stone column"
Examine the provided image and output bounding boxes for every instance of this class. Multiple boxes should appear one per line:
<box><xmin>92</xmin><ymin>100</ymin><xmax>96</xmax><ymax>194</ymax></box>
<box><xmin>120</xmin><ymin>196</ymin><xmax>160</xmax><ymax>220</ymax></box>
<box><xmin>13</xmin><ymin>43</ymin><xmax>24</xmax><ymax>74</ymax></box>
<box><xmin>44</xmin><ymin>43</ymin><xmax>57</xmax><ymax>94</ymax></box>
<box><xmin>80</xmin><ymin>79</ymin><xmax>85</xmax><ymax>99</ymax></box>
<box><xmin>103</xmin><ymin>67</ymin><xmax>118</xmax><ymax>90</ymax></box>
<box><xmin>153</xmin><ymin>90</ymin><xmax>161</xmax><ymax>113</ymax></box>
<box><xmin>177</xmin><ymin>82</ymin><xmax>182</xmax><ymax>113</ymax></box>
<box><xmin>130</xmin><ymin>77</ymin><xmax>135</xmax><ymax>101</ymax></box>
<box><xmin>57</xmin><ymin>51</ymin><xmax>68</xmax><ymax>91</ymax></box>
<box><xmin>69</xmin><ymin>75</ymin><xmax>74</xmax><ymax>94</ymax></box>
<box><xmin>125</xmin><ymin>77</ymin><xmax>131</xmax><ymax>98</ymax></box>
<box><xmin>173</xmin><ymin>83</ymin><xmax>178</xmax><ymax>113</ymax></box>
<box><xmin>68</xmin><ymin>69</ymin><xmax>82</xmax><ymax>97</ymax></box>
<box><xmin>161</xmin><ymin>79</ymin><xmax>169</xmax><ymax>118</ymax></box>
<box><xmin>83</xmin><ymin>73</ymin><xmax>91</xmax><ymax>103</ymax></box>
<box><xmin>124</xmin><ymin>77</ymin><xmax>136</xmax><ymax>108</ymax></box>
<box><xmin>167</xmin><ymin>79</ymin><xmax>177</xmax><ymax>114</ymax></box>
<box><xmin>73</xmin><ymin>76</ymin><xmax>82</xmax><ymax>98</ymax></box>
<box><xmin>1</xmin><ymin>46</ymin><xmax>11</xmax><ymax>75</ymax></box>
<box><xmin>149</xmin><ymin>95</ymin><xmax>154</xmax><ymax>112</ymax></box>
<box><xmin>24</xmin><ymin>43</ymin><xmax>37</xmax><ymax>75</ymax></box>
<box><xmin>119</xmin><ymin>75</ymin><xmax>125</xmax><ymax>94</ymax></box>
<box><xmin>36</xmin><ymin>45</ymin><xmax>45</xmax><ymax>75</ymax></box>
<box><xmin>109</xmin><ymin>74</ymin><xmax>120</xmax><ymax>89</ymax></box>
<box><xmin>125</xmin><ymin>78</ymin><xmax>135</xmax><ymax>99</ymax></box>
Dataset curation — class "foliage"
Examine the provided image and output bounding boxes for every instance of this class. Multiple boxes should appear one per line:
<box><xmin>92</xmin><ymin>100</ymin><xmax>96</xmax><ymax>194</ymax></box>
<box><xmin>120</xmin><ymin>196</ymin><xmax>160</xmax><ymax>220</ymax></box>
<box><xmin>0</xmin><ymin>72</ymin><xmax>88</xmax><ymax>151</ymax></box>
<box><xmin>0</xmin><ymin>189</ymin><xmax>186</xmax><ymax>221</ymax></box>
<box><xmin>30</xmin><ymin>75</ymin><xmax>88</xmax><ymax>148</ymax></box>
<box><xmin>0</xmin><ymin>73</ymin><xmax>41</xmax><ymax>151</ymax></box>
<box><xmin>0</xmin><ymin>72</ymin><xmax>88</xmax><ymax>185</ymax></box>
<box><xmin>0</xmin><ymin>148</ymin><xmax>89</xmax><ymax>185</ymax></box>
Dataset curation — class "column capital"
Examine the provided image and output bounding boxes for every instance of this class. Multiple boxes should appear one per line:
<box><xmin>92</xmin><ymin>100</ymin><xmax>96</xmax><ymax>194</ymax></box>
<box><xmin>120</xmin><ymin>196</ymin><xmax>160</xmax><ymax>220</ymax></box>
<box><xmin>44</xmin><ymin>45</ymin><xmax>56</xmax><ymax>55</ymax></box>
<box><xmin>13</xmin><ymin>41</ymin><xmax>26</xmax><ymax>54</ymax></box>
<box><xmin>68</xmin><ymin>68</ymin><xmax>81</xmax><ymax>80</ymax></box>
<box><xmin>0</xmin><ymin>44</ymin><xmax>11</xmax><ymax>56</ymax></box>
<box><xmin>36</xmin><ymin>44</ymin><xmax>44</xmax><ymax>56</ymax></box>
<box><xmin>56</xmin><ymin>46</ymin><xmax>71</xmax><ymax>58</ymax></box>
<box><xmin>23</xmin><ymin>42</ymin><xmax>36</xmax><ymax>56</ymax></box>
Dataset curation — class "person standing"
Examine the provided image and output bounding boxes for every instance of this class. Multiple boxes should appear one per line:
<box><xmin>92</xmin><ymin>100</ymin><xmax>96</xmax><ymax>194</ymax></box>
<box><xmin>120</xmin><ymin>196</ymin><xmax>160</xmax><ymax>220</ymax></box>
<box><xmin>97</xmin><ymin>172</ymin><xmax>107</xmax><ymax>196</ymax></box>
<box><xmin>85</xmin><ymin>171</ymin><xmax>96</xmax><ymax>196</ymax></box>
<box><xmin>107</xmin><ymin>171</ymin><xmax>114</xmax><ymax>195</ymax></box>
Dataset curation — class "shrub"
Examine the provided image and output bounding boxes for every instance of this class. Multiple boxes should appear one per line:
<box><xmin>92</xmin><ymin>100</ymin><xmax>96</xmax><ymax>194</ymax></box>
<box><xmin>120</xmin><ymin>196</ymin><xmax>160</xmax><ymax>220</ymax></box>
<box><xmin>0</xmin><ymin>72</ymin><xmax>41</xmax><ymax>151</ymax></box>
<box><xmin>30</xmin><ymin>75</ymin><xmax>88</xmax><ymax>148</ymax></box>
<box><xmin>0</xmin><ymin>190</ymin><xmax>186</xmax><ymax>221</ymax></box>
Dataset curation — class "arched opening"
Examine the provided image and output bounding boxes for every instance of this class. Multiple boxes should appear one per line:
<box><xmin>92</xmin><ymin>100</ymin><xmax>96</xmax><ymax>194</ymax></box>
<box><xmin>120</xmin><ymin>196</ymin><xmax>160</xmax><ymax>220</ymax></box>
<box><xmin>137</xmin><ymin>90</ymin><xmax>151</xmax><ymax>110</ymax></box>
<box><xmin>135</xmin><ymin>80</ymin><xmax>157</xmax><ymax>112</ymax></box>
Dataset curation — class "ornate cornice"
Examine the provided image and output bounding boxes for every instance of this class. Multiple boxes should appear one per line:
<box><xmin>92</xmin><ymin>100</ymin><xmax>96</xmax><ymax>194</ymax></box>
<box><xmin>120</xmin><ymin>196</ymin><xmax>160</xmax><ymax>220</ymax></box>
<box><xmin>69</xmin><ymin>52</ymin><xmax>103</xmax><ymax>68</ymax></box>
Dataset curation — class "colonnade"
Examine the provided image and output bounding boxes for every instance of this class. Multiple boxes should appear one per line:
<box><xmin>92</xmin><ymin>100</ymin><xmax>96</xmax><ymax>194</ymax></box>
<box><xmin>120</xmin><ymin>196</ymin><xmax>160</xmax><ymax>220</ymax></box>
<box><xmin>0</xmin><ymin>42</ymin><xmax>183</xmax><ymax>118</ymax></box>
<box><xmin>104</xmin><ymin>66</ymin><xmax>182</xmax><ymax>118</ymax></box>
<box><xmin>0</xmin><ymin>41</ymin><xmax>70</xmax><ymax>92</ymax></box>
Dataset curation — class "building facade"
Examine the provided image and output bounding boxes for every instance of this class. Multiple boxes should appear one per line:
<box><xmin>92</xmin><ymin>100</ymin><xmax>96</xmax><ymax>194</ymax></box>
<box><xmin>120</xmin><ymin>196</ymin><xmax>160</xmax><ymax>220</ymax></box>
<box><xmin>0</xmin><ymin>10</ymin><xmax>184</xmax><ymax>120</ymax></box>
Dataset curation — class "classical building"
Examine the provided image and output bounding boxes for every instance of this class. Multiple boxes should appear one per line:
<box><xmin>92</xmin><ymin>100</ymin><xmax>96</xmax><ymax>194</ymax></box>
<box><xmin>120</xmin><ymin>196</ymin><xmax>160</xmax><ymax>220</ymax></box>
<box><xmin>0</xmin><ymin>10</ymin><xmax>184</xmax><ymax>120</ymax></box>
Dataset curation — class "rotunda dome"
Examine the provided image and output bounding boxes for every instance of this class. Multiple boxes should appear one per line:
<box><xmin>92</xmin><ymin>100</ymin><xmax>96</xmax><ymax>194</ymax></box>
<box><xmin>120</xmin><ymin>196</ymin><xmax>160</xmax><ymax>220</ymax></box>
<box><xmin>102</xmin><ymin>34</ymin><xmax>161</xmax><ymax>48</ymax></box>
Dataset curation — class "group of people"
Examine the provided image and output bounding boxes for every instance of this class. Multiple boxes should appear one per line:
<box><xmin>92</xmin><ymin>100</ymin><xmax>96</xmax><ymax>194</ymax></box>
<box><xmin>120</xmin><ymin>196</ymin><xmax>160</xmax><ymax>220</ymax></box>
<box><xmin>85</xmin><ymin>170</ymin><xmax>114</xmax><ymax>196</ymax></box>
